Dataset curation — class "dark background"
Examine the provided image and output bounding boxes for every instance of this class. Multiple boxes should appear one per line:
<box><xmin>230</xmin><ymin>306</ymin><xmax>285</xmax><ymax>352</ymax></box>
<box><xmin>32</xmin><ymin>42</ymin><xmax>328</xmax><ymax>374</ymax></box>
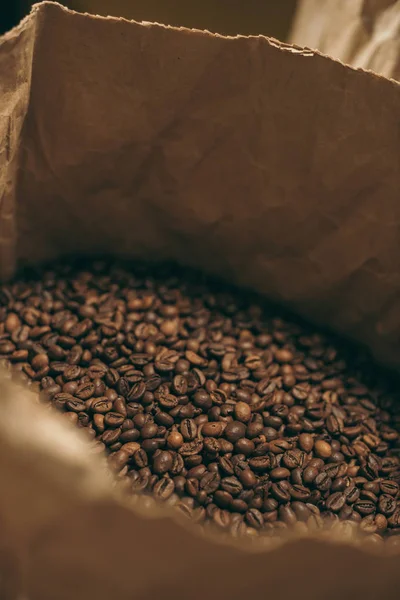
<box><xmin>0</xmin><ymin>1</ymin><xmax>298</xmax><ymax>39</ymax></box>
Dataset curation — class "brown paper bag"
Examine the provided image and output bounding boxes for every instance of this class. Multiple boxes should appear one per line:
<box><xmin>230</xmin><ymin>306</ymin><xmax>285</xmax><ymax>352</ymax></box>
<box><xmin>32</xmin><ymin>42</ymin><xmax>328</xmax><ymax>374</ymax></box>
<box><xmin>0</xmin><ymin>2</ymin><xmax>399</xmax><ymax>599</ymax></box>
<box><xmin>291</xmin><ymin>0</ymin><xmax>400</xmax><ymax>80</ymax></box>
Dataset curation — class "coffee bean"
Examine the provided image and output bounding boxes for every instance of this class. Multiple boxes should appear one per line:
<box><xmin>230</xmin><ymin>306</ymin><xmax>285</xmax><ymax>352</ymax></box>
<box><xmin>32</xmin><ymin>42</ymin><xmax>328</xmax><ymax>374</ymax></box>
<box><xmin>179</xmin><ymin>439</ymin><xmax>203</xmax><ymax>456</ymax></box>
<box><xmin>245</xmin><ymin>508</ymin><xmax>264</xmax><ymax>529</ymax></box>
<box><xmin>354</xmin><ymin>500</ymin><xmax>376</xmax><ymax>516</ymax></box>
<box><xmin>167</xmin><ymin>431</ymin><xmax>184</xmax><ymax>449</ymax></box>
<box><xmin>141</xmin><ymin>423</ymin><xmax>158</xmax><ymax>439</ymax></box>
<box><xmin>202</xmin><ymin>422</ymin><xmax>223</xmax><ymax>438</ymax></box>
<box><xmin>380</xmin><ymin>480</ymin><xmax>399</xmax><ymax>496</ymax></box>
<box><xmin>314</xmin><ymin>472</ymin><xmax>332</xmax><ymax>492</ymax></box>
<box><xmin>238</xmin><ymin>469</ymin><xmax>257</xmax><ymax>489</ymax></box>
<box><xmin>290</xmin><ymin>485</ymin><xmax>311</xmax><ymax>501</ymax></box>
<box><xmin>292</xmin><ymin>502</ymin><xmax>311</xmax><ymax>522</ymax></box>
<box><xmin>325</xmin><ymin>492</ymin><xmax>346</xmax><ymax>513</ymax></box>
<box><xmin>234</xmin><ymin>402</ymin><xmax>252</xmax><ymax>423</ymax></box>
<box><xmin>303</xmin><ymin>466</ymin><xmax>319</xmax><ymax>484</ymax></box>
<box><xmin>224</xmin><ymin>421</ymin><xmax>247</xmax><ymax>443</ymax></box>
<box><xmin>153</xmin><ymin>477</ymin><xmax>175</xmax><ymax>500</ymax></box>
<box><xmin>1</xmin><ymin>261</ymin><xmax>399</xmax><ymax>540</ymax></box>
<box><xmin>0</xmin><ymin>341</ymin><xmax>16</xmax><ymax>354</ymax></box>
<box><xmin>271</xmin><ymin>482</ymin><xmax>291</xmax><ymax>503</ymax></box>
<box><xmin>283</xmin><ymin>449</ymin><xmax>305</xmax><ymax>470</ymax></box>
<box><xmin>200</xmin><ymin>471</ymin><xmax>221</xmax><ymax>494</ymax></box>
<box><xmin>153</xmin><ymin>451</ymin><xmax>173</xmax><ymax>475</ymax></box>
<box><xmin>379</xmin><ymin>494</ymin><xmax>397</xmax><ymax>516</ymax></box>
<box><xmin>221</xmin><ymin>477</ymin><xmax>243</xmax><ymax>496</ymax></box>
<box><xmin>180</xmin><ymin>419</ymin><xmax>197</xmax><ymax>441</ymax></box>
<box><xmin>279</xmin><ymin>504</ymin><xmax>297</xmax><ymax>526</ymax></box>
<box><xmin>213</xmin><ymin>508</ymin><xmax>231</xmax><ymax>529</ymax></box>
<box><xmin>388</xmin><ymin>510</ymin><xmax>400</xmax><ymax>528</ymax></box>
<box><xmin>270</xmin><ymin>467</ymin><xmax>290</xmax><ymax>481</ymax></box>
<box><xmin>314</xmin><ymin>440</ymin><xmax>332</xmax><ymax>459</ymax></box>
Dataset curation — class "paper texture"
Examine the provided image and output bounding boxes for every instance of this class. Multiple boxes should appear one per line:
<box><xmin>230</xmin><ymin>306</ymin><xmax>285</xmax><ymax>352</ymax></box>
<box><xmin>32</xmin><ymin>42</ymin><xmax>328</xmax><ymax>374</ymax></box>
<box><xmin>0</xmin><ymin>2</ymin><xmax>399</xmax><ymax>598</ymax></box>
<box><xmin>291</xmin><ymin>0</ymin><xmax>400</xmax><ymax>80</ymax></box>
<box><xmin>1</xmin><ymin>1</ymin><xmax>400</xmax><ymax>371</ymax></box>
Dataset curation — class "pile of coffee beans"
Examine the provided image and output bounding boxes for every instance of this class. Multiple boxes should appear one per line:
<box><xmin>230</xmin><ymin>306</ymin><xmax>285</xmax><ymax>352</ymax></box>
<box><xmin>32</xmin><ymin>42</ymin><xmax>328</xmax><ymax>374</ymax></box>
<box><xmin>0</xmin><ymin>260</ymin><xmax>399</xmax><ymax>540</ymax></box>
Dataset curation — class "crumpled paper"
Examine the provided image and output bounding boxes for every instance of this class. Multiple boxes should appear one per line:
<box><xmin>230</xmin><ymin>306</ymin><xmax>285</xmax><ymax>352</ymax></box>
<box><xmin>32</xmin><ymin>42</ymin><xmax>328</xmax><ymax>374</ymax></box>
<box><xmin>0</xmin><ymin>3</ymin><xmax>399</xmax><ymax>599</ymax></box>
<box><xmin>0</xmin><ymin>2</ymin><xmax>399</xmax><ymax>370</ymax></box>
<box><xmin>291</xmin><ymin>0</ymin><xmax>400</xmax><ymax>80</ymax></box>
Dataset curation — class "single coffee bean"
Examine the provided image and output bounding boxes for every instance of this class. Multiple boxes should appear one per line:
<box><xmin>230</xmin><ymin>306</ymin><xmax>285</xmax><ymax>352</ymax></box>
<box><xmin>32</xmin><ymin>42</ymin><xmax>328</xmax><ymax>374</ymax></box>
<box><xmin>354</xmin><ymin>500</ymin><xmax>376</xmax><ymax>516</ymax></box>
<box><xmin>314</xmin><ymin>440</ymin><xmax>332</xmax><ymax>459</ymax></box>
<box><xmin>270</xmin><ymin>467</ymin><xmax>291</xmax><ymax>481</ymax></box>
<box><xmin>380</xmin><ymin>480</ymin><xmax>399</xmax><ymax>496</ymax></box>
<box><xmin>279</xmin><ymin>504</ymin><xmax>297</xmax><ymax>526</ymax></box>
<box><xmin>292</xmin><ymin>502</ymin><xmax>311</xmax><ymax>522</ymax></box>
<box><xmin>290</xmin><ymin>485</ymin><xmax>311</xmax><ymax>501</ymax></box>
<box><xmin>202</xmin><ymin>421</ymin><xmax>223</xmax><ymax>438</ymax></box>
<box><xmin>245</xmin><ymin>508</ymin><xmax>264</xmax><ymax>530</ymax></box>
<box><xmin>153</xmin><ymin>478</ymin><xmax>175</xmax><ymax>500</ymax></box>
<box><xmin>224</xmin><ymin>421</ymin><xmax>247</xmax><ymax>443</ymax></box>
<box><xmin>271</xmin><ymin>482</ymin><xmax>291</xmax><ymax>503</ymax></box>
<box><xmin>379</xmin><ymin>494</ymin><xmax>397</xmax><ymax>516</ymax></box>
<box><xmin>238</xmin><ymin>469</ymin><xmax>257</xmax><ymax>489</ymax></box>
<box><xmin>234</xmin><ymin>402</ymin><xmax>252</xmax><ymax>423</ymax></box>
<box><xmin>303</xmin><ymin>466</ymin><xmax>319</xmax><ymax>484</ymax></box>
<box><xmin>314</xmin><ymin>472</ymin><xmax>332</xmax><ymax>492</ymax></box>
<box><xmin>325</xmin><ymin>492</ymin><xmax>346</xmax><ymax>513</ymax></box>
<box><xmin>200</xmin><ymin>471</ymin><xmax>221</xmax><ymax>494</ymax></box>
<box><xmin>153</xmin><ymin>451</ymin><xmax>173</xmax><ymax>475</ymax></box>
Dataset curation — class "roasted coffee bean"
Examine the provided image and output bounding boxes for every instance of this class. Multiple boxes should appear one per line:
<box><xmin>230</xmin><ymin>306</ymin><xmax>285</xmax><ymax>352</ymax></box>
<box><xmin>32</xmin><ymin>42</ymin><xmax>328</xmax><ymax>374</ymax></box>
<box><xmin>380</xmin><ymin>480</ymin><xmax>399</xmax><ymax>496</ymax></box>
<box><xmin>202</xmin><ymin>421</ymin><xmax>223</xmax><ymax>438</ymax></box>
<box><xmin>200</xmin><ymin>471</ymin><xmax>221</xmax><ymax>494</ymax></box>
<box><xmin>245</xmin><ymin>508</ymin><xmax>264</xmax><ymax>530</ymax></box>
<box><xmin>224</xmin><ymin>421</ymin><xmax>246</xmax><ymax>443</ymax></box>
<box><xmin>1</xmin><ymin>261</ymin><xmax>399</xmax><ymax>539</ymax></box>
<box><xmin>325</xmin><ymin>492</ymin><xmax>346</xmax><ymax>513</ymax></box>
<box><xmin>271</xmin><ymin>482</ymin><xmax>291</xmax><ymax>503</ymax></box>
<box><xmin>354</xmin><ymin>500</ymin><xmax>376</xmax><ymax>516</ymax></box>
<box><xmin>314</xmin><ymin>472</ymin><xmax>332</xmax><ymax>492</ymax></box>
<box><xmin>221</xmin><ymin>477</ymin><xmax>243</xmax><ymax>496</ymax></box>
<box><xmin>290</xmin><ymin>485</ymin><xmax>311</xmax><ymax>501</ymax></box>
<box><xmin>314</xmin><ymin>440</ymin><xmax>332</xmax><ymax>459</ymax></box>
<box><xmin>292</xmin><ymin>501</ymin><xmax>311</xmax><ymax>522</ymax></box>
<box><xmin>153</xmin><ymin>477</ymin><xmax>175</xmax><ymax>500</ymax></box>
<box><xmin>234</xmin><ymin>402</ymin><xmax>252</xmax><ymax>423</ymax></box>
<box><xmin>248</xmin><ymin>456</ymin><xmax>271</xmax><ymax>472</ymax></box>
<box><xmin>270</xmin><ymin>467</ymin><xmax>290</xmax><ymax>481</ymax></box>
<box><xmin>213</xmin><ymin>508</ymin><xmax>231</xmax><ymax>529</ymax></box>
<box><xmin>179</xmin><ymin>439</ymin><xmax>203</xmax><ymax>456</ymax></box>
<box><xmin>214</xmin><ymin>490</ymin><xmax>233</xmax><ymax>509</ymax></box>
<box><xmin>153</xmin><ymin>451</ymin><xmax>173</xmax><ymax>475</ymax></box>
<box><xmin>238</xmin><ymin>469</ymin><xmax>257</xmax><ymax>489</ymax></box>
<box><xmin>167</xmin><ymin>431</ymin><xmax>184</xmax><ymax>449</ymax></box>
<box><xmin>283</xmin><ymin>449</ymin><xmax>305</xmax><ymax>470</ymax></box>
<box><xmin>180</xmin><ymin>419</ymin><xmax>197</xmax><ymax>441</ymax></box>
<box><xmin>303</xmin><ymin>466</ymin><xmax>319</xmax><ymax>484</ymax></box>
<box><xmin>141</xmin><ymin>423</ymin><xmax>158</xmax><ymax>439</ymax></box>
<box><xmin>379</xmin><ymin>494</ymin><xmax>397</xmax><ymax>516</ymax></box>
<box><xmin>279</xmin><ymin>504</ymin><xmax>297</xmax><ymax>526</ymax></box>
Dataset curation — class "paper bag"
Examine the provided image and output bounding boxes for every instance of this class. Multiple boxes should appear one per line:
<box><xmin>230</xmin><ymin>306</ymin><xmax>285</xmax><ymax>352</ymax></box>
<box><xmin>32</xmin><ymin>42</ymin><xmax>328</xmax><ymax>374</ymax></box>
<box><xmin>0</xmin><ymin>2</ymin><xmax>399</xmax><ymax>599</ymax></box>
<box><xmin>291</xmin><ymin>0</ymin><xmax>400</xmax><ymax>80</ymax></box>
<box><xmin>1</xmin><ymin>2</ymin><xmax>400</xmax><ymax>370</ymax></box>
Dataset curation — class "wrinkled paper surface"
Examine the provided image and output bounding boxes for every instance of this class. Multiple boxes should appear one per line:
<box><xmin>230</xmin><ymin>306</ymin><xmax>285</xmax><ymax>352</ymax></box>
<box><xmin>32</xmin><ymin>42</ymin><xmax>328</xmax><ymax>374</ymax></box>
<box><xmin>0</xmin><ymin>2</ymin><xmax>399</xmax><ymax>599</ymax></box>
<box><xmin>291</xmin><ymin>0</ymin><xmax>400</xmax><ymax>80</ymax></box>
